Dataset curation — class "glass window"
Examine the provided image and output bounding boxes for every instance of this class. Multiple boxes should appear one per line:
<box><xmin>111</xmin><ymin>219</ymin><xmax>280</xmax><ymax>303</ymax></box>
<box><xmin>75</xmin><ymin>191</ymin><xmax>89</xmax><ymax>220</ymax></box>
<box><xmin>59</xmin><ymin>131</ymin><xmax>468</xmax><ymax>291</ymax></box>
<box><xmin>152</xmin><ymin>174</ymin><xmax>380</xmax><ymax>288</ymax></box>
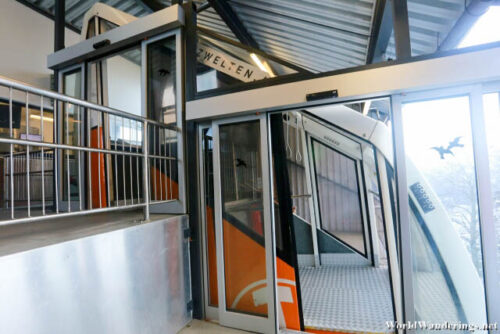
<box><xmin>88</xmin><ymin>46</ymin><xmax>142</xmax><ymax>117</ymax></box>
<box><xmin>62</xmin><ymin>69</ymin><xmax>83</xmax><ymax>202</ymax></box>
<box><xmin>196</xmin><ymin>31</ymin><xmax>298</xmax><ymax>93</ymax></box>
<box><xmin>482</xmin><ymin>92</ymin><xmax>500</xmax><ymax>290</ymax></box>
<box><xmin>99</xmin><ymin>18</ymin><xmax>118</xmax><ymax>34</ymax></box>
<box><xmin>401</xmin><ymin>96</ymin><xmax>487</xmax><ymax>327</ymax></box>
<box><xmin>86</xmin><ymin>17</ymin><xmax>96</xmax><ymax>39</ymax></box>
<box><xmin>147</xmin><ymin>36</ymin><xmax>177</xmax><ymax>125</ymax></box>
<box><xmin>311</xmin><ymin>139</ymin><xmax>366</xmax><ymax>255</ymax></box>
<box><xmin>459</xmin><ymin>7</ymin><xmax>500</xmax><ymax>48</ymax></box>
<box><xmin>219</xmin><ymin>121</ymin><xmax>268</xmax><ymax>317</ymax></box>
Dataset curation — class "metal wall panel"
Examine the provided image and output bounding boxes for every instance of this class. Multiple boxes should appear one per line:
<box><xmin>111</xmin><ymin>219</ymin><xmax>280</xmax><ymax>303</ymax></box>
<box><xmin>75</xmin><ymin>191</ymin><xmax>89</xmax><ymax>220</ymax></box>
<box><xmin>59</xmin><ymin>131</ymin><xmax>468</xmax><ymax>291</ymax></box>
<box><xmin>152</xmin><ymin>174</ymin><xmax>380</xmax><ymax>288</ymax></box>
<box><xmin>0</xmin><ymin>215</ymin><xmax>191</xmax><ymax>334</ymax></box>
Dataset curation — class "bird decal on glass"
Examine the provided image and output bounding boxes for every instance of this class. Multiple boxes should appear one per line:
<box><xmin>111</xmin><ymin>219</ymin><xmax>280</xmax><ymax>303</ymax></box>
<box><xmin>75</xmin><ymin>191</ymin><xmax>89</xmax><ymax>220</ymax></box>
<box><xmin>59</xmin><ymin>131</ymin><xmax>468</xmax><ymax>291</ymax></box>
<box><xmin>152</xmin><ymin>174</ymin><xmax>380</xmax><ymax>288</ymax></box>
<box><xmin>235</xmin><ymin>158</ymin><xmax>247</xmax><ymax>168</ymax></box>
<box><xmin>431</xmin><ymin>136</ymin><xmax>464</xmax><ymax>159</ymax></box>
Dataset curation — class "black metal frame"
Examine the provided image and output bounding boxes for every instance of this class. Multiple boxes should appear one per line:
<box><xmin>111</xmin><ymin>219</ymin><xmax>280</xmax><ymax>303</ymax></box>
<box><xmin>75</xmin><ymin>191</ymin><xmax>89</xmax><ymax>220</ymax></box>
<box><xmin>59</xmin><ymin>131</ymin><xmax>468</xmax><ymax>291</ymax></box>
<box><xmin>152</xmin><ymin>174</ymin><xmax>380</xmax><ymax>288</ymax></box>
<box><xmin>391</xmin><ymin>0</ymin><xmax>411</xmax><ymax>59</ymax></box>
<box><xmin>269</xmin><ymin>113</ymin><xmax>305</xmax><ymax>331</ymax></box>
<box><xmin>367</xmin><ymin>0</ymin><xmax>393</xmax><ymax>63</ymax></box>
<box><xmin>310</xmin><ymin>137</ymin><xmax>369</xmax><ymax>258</ymax></box>
<box><xmin>373</xmin><ymin>142</ymin><xmax>398</xmax><ymax>325</ymax></box>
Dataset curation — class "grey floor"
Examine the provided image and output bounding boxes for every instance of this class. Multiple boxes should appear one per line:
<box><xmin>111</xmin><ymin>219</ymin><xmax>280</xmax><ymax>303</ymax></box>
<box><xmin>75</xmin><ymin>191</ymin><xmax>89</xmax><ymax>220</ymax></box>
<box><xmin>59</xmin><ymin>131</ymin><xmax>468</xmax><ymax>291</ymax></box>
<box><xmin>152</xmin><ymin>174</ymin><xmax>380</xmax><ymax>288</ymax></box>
<box><xmin>178</xmin><ymin>320</ymin><xmax>249</xmax><ymax>334</ymax></box>
<box><xmin>0</xmin><ymin>209</ymin><xmax>176</xmax><ymax>256</ymax></box>
<box><xmin>299</xmin><ymin>265</ymin><xmax>394</xmax><ymax>333</ymax></box>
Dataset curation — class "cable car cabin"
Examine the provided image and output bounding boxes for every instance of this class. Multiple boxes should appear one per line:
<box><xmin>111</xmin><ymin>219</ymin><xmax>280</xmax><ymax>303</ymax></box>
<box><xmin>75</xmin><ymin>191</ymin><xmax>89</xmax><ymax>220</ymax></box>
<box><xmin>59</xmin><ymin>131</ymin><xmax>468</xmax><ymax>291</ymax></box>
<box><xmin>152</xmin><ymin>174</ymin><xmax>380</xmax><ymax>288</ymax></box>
<box><xmin>0</xmin><ymin>2</ymin><xmax>499</xmax><ymax>334</ymax></box>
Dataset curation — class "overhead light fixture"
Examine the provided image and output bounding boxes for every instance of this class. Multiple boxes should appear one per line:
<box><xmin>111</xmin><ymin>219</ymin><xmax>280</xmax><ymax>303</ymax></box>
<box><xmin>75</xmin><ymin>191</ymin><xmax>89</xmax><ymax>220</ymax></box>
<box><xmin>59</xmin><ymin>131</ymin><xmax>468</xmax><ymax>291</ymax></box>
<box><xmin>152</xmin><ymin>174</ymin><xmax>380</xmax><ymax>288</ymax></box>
<box><xmin>30</xmin><ymin>115</ymin><xmax>54</xmax><ymax>122</ymax></box>
<box><xmin>250</xmin><ymin>53</ymin><xmax>275</xmax><ymax>77</ymax></box>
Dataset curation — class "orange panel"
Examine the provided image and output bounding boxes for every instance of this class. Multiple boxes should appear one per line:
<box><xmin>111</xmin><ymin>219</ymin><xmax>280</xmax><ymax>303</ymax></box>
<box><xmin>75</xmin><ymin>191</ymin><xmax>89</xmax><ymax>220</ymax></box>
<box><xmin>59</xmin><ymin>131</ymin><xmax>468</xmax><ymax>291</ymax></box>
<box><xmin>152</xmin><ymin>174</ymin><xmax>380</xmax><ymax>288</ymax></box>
<box><xmin>150</xmin><ymin>166</ymin><xmax>179</xmax><ymax>200</ymax></box>
<box><xmin>203</xmin><ymin>212</ymin><xmax>301</xmax><ymax>329</ymax></box>
<box><xmin>206</xmin><ymin>206</ymin><xmax>219</xmax><ymax>306</ymax></box>
<box><xmin>276</xmin><ymin>259</ymin><xmax>301</xmax><ymax>330</ymax></box>
<box><xmin>222</xmin><ymin>218</ymin><xmax>268</xmax><ymax>315</ymax></box>
<box><xmin>90</xmin><ymin>127</ymin><xmax>107</xmax><ymax>208</ymax></box>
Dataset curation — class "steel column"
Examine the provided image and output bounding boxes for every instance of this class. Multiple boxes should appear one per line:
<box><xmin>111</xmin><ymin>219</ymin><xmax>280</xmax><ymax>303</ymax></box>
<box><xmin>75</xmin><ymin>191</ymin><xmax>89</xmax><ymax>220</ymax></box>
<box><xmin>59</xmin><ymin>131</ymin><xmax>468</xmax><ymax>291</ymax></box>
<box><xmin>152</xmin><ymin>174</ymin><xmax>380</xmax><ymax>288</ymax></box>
<box><xmin>367</xmin><ymin>0</ymin><xmax>394</xmax><ymax>63</ymax></box>
<box><xmin>391</xmin><ymin>0</ymin><xmax>411</xmax><ymax>59</ymax></box>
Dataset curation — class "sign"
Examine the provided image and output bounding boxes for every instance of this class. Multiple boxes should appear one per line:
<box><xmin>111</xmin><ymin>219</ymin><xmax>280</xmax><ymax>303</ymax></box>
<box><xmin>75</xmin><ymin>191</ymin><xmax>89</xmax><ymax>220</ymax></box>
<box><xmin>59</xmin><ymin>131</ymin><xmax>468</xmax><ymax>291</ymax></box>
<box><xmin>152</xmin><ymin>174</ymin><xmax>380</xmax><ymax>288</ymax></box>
<box><xmin>197</xmin><ymin>43</ymin><xmax>269</xmax><ymax>83</ymax></box>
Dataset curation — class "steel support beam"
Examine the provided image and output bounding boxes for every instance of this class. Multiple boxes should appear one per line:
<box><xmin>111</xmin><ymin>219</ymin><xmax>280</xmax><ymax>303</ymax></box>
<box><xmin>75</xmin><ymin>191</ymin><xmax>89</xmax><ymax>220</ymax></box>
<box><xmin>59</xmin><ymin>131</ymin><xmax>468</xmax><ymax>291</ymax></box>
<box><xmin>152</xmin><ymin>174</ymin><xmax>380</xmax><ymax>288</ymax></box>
<box><xmin>185</xmin><ymin>1</ymin><xmax>198</xmax><ymax>101</ymax></box>
<box><xmin>141</xmin><ymin>0</ymin><xmax>183</xmax><ymax>11</ymax></box>
<box><xmin>439</xmin><ymin>0</ymin><xmax>496</xmax><ymax>50</ymax></box>
<box><xmin>207</xmin><ymin>0</ymin><xmax>258</xmax><ymax>48</ymax></box>
<box><xmin>367</xmin><ymin>0</ymin><xmax>394</xmax><ymax>63</ymax></box>
<box><xmin>391</xmin><ymin>0</ymin><xmax>411</xmax><ymax>59</ymax></box>
<box><xmin>140</xmin><ymin>0</ymin><xmax>167</xmax><ymax>12</ymax></box>
<box><xmin>196</xmin><ymin>2</ymin><xmax>211</xmax><ymax>13</ymax></box>
<box><xmin>54</xmin><ymin>0</ymin><xmax>65</xmax><ymax>52</ymax></box>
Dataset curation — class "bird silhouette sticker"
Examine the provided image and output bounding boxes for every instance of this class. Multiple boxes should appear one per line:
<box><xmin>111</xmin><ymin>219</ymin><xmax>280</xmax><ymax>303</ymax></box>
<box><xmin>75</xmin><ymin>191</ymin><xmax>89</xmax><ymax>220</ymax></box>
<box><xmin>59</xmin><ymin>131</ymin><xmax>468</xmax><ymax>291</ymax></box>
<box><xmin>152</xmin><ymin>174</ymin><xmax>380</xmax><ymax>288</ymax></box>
<box><xmin>431</xmin><ymin>136</ymin><xmax>464</xmax><ymax>159</ymax></box>
<box><xmin>236</xmin><ymin>158</ymin><xmax>247</xmax><ymax>168</ymax></box>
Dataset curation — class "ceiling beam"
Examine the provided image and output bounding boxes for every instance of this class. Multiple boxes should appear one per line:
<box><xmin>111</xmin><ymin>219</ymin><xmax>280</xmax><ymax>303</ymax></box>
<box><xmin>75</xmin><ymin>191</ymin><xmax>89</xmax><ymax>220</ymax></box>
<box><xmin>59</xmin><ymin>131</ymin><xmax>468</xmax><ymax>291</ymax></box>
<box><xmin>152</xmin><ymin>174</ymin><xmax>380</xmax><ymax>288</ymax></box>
<box><xmin>197</xmin><ymin>2</ymin><xmax>211</xmax><ymax>13</ymax></box>
<box><xmin>140</xmin><ymin>0</ymin><xmax>167</xmax><ymax>12</ymax></box>
<box><xmin>439</xmin><ymin>0</ymin><xmax>496</xmax><ymax>50</ymax></box>
<box><xmin>367</xmin><ymin>0</ymin><xmax>393</xmax><ymax>63</ymax></box>
<box><xmin>391</xmin><ymin>0</ymin><xmax>411</xmax><ymax>59</ymax></box>
<box><xmin>207</xmin><ymin>0</ymin><xmax>259</xmax><ymax>48</ymax></box>
<box><xmin>54</xmin><ymin>0</ymin><xmax>65</xmax><ymax>51</ymax></box>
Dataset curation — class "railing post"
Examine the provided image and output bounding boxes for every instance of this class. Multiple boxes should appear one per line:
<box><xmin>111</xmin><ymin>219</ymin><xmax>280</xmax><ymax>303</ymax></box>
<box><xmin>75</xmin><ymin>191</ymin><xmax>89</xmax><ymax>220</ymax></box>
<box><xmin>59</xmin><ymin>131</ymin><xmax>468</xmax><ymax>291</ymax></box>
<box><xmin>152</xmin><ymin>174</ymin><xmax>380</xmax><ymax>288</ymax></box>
<box><xmin>143</xmin><ymin>121</ymin><xmax>150</xmax><ymax>221</ymax></box>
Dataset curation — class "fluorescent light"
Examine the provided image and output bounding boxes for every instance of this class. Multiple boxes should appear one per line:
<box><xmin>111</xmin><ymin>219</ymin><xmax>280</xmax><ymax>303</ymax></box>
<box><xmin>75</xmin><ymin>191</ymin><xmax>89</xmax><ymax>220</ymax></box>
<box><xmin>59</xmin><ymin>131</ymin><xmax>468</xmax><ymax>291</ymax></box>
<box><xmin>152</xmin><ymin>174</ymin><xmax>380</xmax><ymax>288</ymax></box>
<box><xmin>30</xmin><ymin>115</ymin><xmax>53</xmax><ymax>122</ymax></box>
<box><xmin>250</xmin><ymin>53</ymin><xmax>275</xmax><ymax>77</ymax></box>
<box><xmin>250</xmin><ymin>53</ymin><xmax>266</xmax><ymax>71</ymax></box>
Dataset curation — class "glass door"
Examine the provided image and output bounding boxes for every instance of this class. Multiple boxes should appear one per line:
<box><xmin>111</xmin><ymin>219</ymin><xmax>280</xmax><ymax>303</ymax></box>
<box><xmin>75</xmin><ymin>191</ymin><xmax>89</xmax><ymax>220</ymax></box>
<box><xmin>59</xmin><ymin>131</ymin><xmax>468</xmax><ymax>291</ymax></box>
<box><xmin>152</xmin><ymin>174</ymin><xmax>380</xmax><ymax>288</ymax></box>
<box><xmin>210</xmin><ymin>115</ymin><xmax>277</xmax><ymax>333</ymax></box>
<box><xmin>393</xmin><ymin>87</ymin><xmax>489</xmax><ymax>328</ymax></box>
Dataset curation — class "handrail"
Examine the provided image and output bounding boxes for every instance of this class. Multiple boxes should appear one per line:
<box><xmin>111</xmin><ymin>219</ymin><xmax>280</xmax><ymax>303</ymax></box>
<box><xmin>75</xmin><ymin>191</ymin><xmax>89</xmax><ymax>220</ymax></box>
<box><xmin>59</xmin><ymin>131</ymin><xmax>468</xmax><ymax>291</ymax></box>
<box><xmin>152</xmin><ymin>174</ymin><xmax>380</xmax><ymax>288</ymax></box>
<box><xmin>0</xmin><ymin>75</ymin><xmax>177</xmax><ymax>130</ymax></box>
<box><xmin>0</xmin><ymin>75</ymin><xmax>179</xmax><ymax>226</ymax></box>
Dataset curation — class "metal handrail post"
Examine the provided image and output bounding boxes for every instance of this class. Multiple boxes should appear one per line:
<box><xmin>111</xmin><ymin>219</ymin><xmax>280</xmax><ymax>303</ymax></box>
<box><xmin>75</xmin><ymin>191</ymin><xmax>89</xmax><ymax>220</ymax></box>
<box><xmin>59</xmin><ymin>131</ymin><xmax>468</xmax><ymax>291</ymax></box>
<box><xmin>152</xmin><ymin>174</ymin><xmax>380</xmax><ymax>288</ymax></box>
<box><xmin>143</xmin><ymin>121</ymin><xmax>150</xmax><ymax>221</ymax></box>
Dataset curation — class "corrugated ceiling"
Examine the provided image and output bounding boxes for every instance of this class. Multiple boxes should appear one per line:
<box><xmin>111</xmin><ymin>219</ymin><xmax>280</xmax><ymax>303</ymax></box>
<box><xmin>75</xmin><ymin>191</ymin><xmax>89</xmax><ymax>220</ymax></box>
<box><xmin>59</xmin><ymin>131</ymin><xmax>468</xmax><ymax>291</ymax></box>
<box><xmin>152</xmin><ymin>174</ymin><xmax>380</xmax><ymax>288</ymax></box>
<box><xmin>385</xmin><ymin>0</ymin><xmax>465</xmax><ymax>59</ymax></box>
<box><xmin>19</xmin><ymin>0</ymin><xmax>469</xmax><ymax>73</ymax></box>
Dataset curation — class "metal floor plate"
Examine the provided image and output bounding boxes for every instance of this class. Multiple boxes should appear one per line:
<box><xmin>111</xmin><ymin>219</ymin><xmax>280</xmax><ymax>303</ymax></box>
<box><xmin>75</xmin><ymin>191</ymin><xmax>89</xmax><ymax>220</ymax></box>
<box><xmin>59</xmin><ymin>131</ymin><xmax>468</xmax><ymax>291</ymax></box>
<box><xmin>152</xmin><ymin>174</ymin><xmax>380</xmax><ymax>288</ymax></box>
<box><xmin>299</xmin><ymin>265</ymin><xmax>394</xmax><ymax>333</ymax></box>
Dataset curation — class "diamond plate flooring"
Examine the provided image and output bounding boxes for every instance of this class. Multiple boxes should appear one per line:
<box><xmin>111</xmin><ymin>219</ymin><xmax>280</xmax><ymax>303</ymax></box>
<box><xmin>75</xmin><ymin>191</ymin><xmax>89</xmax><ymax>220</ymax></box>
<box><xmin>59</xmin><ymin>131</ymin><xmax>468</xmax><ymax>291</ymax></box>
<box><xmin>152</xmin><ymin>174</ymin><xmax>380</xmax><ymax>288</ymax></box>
<box><xmin>299</xmin><ymin>265</ymin><xmax>394</xmax><ymax>333</ymax></box>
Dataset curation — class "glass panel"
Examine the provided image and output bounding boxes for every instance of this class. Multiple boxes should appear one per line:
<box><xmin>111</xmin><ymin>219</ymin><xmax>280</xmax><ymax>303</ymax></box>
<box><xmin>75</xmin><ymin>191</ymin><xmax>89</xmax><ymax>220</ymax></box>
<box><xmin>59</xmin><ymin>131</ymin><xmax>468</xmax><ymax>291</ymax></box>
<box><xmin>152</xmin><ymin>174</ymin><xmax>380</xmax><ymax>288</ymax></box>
<box><xmin>219</xmin><ymin>121</ymin><xmax>268</xmax><ymax>317</ymax></box>
<box><xmin>62</xmin><ymin>70</ymin><xmax>82</xmax><ymax>202</ymax></box>
<box><xmin>483</xmin><ymin>92</ymin><xmax>500</xmax><ymax>290</ymax></box>
<box><xmin>99</xmin><ymin>18</ymin><xmax>118</xmax><ymax>34</ymax></box>
<box><xmin>147</xmin><ymin>36</ymin><xmax>177</xmax><ymax>125</ymax></box>
<box><xmin>87</xmin><ymin>47</ymin><xmax>142</xmax><ymax>208</ymax></box>
<box><xmin>459</xmin><ymin>7</ymin><xmax>500</xmax><ymax>48</ymax></box>
<box><xmin>281</xmin><ymin>103</ymin><xmax>396</xmax><ymax>333</ymax></box>
<box><xmin>202</xmin><ymin>127</ymin><xmax>218</xmax><ymax>307</ymax></box>
<box><xmin>88</xmin><ymin>47</ymin><xmax>142</xmax><ymax>117</ymax></box>
<box><xmin>401</xmin><ymin>96</ymin><xmax>487</xmax><ymax>327</ymax></box>
<box><xmin>86</xmin><ymin>17</ymin><xmax>96</xmax><ymax>39</ymax></box>
<box><xmin>312</xmin><ymin>139</ymin><xmax>366</xmax><ymax>255</ymax></box>
<box><xmin>196</xmin><ymin>32</ymin><xmax>298</xmax><ymax>93</ymax></box>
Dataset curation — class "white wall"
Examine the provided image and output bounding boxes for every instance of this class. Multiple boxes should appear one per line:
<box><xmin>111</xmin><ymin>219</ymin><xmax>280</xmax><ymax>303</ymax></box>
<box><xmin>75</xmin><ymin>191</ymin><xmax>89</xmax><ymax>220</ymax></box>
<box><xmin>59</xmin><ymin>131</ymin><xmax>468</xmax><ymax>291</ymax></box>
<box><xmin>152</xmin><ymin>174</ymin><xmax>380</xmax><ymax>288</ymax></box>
<box><xmin>106</xmin><ymin>55</ymin><xmax>142</xmax><ymax>116</ymax></box>
<box><xmin>0</xmin><ymin>0</ymin><xmax>80</xmax><ymax>90</ymax></box>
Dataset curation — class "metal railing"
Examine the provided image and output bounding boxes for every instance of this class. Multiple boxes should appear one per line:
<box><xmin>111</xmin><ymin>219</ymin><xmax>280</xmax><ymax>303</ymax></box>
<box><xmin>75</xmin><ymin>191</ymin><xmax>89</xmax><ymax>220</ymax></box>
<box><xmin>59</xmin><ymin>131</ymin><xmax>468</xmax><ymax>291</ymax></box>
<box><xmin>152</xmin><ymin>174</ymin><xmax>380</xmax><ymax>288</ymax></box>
<box><xmin>0</xmin><ymin>75</ymin><xmax>179</xmax><ymax>226</ymax></box>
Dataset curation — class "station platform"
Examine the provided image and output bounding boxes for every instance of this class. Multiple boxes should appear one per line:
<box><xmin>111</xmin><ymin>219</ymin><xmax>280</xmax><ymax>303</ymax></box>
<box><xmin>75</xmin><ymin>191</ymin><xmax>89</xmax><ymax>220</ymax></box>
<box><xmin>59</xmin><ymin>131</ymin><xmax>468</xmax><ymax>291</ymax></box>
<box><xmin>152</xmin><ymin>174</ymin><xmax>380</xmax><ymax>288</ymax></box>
<box><xmin>299</xmin><ymin>265</ymin><xmax>394</xmax><ymax>334</ymax></box>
